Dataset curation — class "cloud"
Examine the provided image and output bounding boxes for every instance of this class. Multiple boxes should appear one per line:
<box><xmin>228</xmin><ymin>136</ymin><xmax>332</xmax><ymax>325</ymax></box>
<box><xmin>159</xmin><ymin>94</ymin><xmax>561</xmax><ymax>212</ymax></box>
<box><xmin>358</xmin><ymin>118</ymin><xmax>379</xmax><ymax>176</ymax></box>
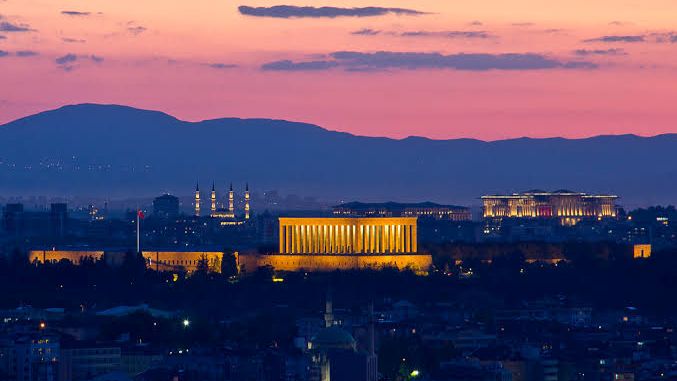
<box><xmin>262</xmin><ymin>59</ymin><xmax>340</xmax><ymax>71</ymax></box>
<box><xmin>55</xmin><ymin>53</ymin><xmax>78</xmax><ymax>65</ymax></box>
<box><xmin>127</xmin><ymin>25</ymin><xmax>147</xmax><ymax>35</ymax></box>
<box><xmin>584</xmin><ymin>32</ymin><xmax>677</xmax><ymax>44</ymax></box>
<box><xmin>0</xmin><ymin>35</ymin><xmax>6</xmax><ymax>40</ymax></box>
<box><xmin>609</xmin><ymin>21</ymin><xmax>633</xmax><ymax>26</ymax></box>
<box><xmin>54</xmin><ymin>53</ymin><xmax>104</xmax><ymax>70</ymax></box>
<box><xmin>651</xmin><ymin>32</ymin><xmax>677</xmax><ymax>43</ymax></box>
<box><xmin>207</xmin><ymin>63</ymin><xmax>238</xmax><ymax>69</ymax></box>
<box><xmin>400</xmin><ymin>30</ymin><xmax>494</xmax><ymax>39</ymax></box>
<box><xmin>262</xmin><ymin>51</ymin><xmax>597</xmax><ymax>72</ymax></box>
<box><xmin>561</xmin><ymin>61</ymin><xmax>598</xmax><ymax>69</ymax></box>
<box><xmin>62</xmin><ymin>37</ymin><xmax>86</xmax><ymax>43</ymax></box>
<box><xmin>0</xmin><ymin>50</ymin><xmax>8</xmax><ymax>57</ymax></box>
<box><xmin>574</xmin><ymin>48</ymin><xmax>626</xmax><ymax>56</ymax></box>
<box><xmin>351</xmin><ymin>29</ymin><xmax>496</xmax><ymax>39</ymax></box>
<box><xmin>61</xmin><ymin>11</ymin><xmax>91</xmax><ymax>16</ymax></box>
<box><xmin>238</xmin><ymin>5</ymin><xmax>425</xmax><ymax>18</ymax></box>
<box><xmin>584</xmin><ymin>35</ymin><xmax>645</xmax><ymax>43</ymax></box>
<box><xmin>16</xmin><ymin>50</ymin><xmax>39</xmax><ymax>57</ymax></box>
<box><xmin>512</xmin><ymin>22</ymin><xmax>535</xmax><ymax>27</ymax></box>
<box><xmin>0</xmin><ymin>21</ymin><xmax>33</xmax><ymax>32</ymax></box>
<box><xmin>352</xmin><ymin>28</ymin><xmax>380</xmax><ymax>35</ymax></box>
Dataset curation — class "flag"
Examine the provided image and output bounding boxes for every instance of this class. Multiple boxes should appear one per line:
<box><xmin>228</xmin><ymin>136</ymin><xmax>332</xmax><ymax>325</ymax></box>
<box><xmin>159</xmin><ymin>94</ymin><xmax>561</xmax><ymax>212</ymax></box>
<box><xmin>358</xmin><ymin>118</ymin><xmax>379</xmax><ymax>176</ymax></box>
<box><xmin>137</xmin><ymin>210</ymin><xmax>145</xmax><ymax>219</ymax></box>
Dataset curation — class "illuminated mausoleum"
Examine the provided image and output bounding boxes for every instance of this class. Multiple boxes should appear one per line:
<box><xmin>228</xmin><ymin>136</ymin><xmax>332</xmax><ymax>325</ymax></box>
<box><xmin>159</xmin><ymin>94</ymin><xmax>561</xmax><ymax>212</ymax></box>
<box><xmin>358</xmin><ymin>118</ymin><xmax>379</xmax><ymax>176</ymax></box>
<box><xmin>238</xmin><ymin>217</ymin><xmax>432</xmax><ymax>273</ymax></box>
<box><xmin>279</xmin><ymin>217</ymin><xmax>418</xmax><ymax>255</ymax></box>
<box><xmin>482</xmin><ymin>190</ymin><xmax>618</xmax><ymax>223</ymax></box>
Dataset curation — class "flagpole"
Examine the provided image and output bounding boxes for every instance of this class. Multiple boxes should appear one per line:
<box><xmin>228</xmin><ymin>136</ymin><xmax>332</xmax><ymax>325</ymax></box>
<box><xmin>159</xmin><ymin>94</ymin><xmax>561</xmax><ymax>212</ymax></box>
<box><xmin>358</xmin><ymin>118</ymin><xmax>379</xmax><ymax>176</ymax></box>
<box><xmin>136</xmin><ymin>211</ymin><xmax>140</xmax><ymax>254</ymax></box>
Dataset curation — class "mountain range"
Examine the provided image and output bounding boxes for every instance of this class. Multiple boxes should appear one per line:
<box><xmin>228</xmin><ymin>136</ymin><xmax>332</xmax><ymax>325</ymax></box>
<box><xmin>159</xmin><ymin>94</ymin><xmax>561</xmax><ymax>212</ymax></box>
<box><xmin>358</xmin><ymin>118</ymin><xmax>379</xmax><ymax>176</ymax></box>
<box><xmin>1</xmin><ymin>104</ymin><xmax>676</xmax><ymax>207</ymax></box>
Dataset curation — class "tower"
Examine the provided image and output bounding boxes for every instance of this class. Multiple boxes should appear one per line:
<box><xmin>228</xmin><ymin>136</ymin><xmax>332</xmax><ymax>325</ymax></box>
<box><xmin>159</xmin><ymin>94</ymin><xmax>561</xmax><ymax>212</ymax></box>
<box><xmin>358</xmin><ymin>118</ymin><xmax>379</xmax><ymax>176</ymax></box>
<box><xmin>324</xmin><ymin>290</ymin><xmax>334</xmax><ymax>328</ymax></box>
<box><xmin>244</xmin><ymin>183</ymin><xmax>250</xmax><ymax>220</ymax></box>
<box><xmin>210</xmin><ymin>181</ymin><xmax>217</xmax><ymax>216</ymax></box>
<box><xmin>228</xmin><ymin>183</ymin><xmax>234</xmax><ymax>215</ymax></box>
<box><xmin>194</xmin><ymin>182</ymin><xmax>201</xmax><ymax>217</ymax></box>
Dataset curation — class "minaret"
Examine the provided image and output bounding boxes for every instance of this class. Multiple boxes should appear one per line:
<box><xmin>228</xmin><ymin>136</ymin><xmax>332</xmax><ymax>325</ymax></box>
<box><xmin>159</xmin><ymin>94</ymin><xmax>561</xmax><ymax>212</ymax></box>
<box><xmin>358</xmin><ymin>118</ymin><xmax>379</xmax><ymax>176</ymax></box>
<box><xmin>324</xmin><ymin>290</ymin><xmax>334</xmax><ymax>328</ymax></box>
<box><xmin>194</xmin><ymin>182</ymin><xmax>201</xmax><ymax>217</ymax></box>
<box><xmin>367</xmin><ymin>302</ymin><xmax>378</xmax><ymax>381</ymax></box>
<box><xmin>210</xmin><ymin>181</ymin><xmax>217</xmax><ymax>216</ymax></box>
<box><xmin>368</xmin><ymin>302</ymin><xmax>375</xmax><ymax>356</ymax></box>
<box><xmin>244</xmin><ymin>183</ymin><xmax>250</xmax><ymax>220</ymax></box>
<box><xmin>228</xmin><ymin>183</ymin><xmax>234</xmax><ymax>215</ymax></box>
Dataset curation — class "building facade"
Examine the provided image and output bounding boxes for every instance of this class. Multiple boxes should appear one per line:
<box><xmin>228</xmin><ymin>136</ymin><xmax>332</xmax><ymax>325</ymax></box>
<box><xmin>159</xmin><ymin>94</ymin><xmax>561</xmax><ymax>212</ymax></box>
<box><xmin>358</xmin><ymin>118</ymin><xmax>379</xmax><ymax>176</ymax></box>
<box><xmin>152</xmin><ymin>194</ymin><xmax>180</xmax><ymax>219</ymax></box>
<box><xmin>333</xmin><ymin>202</ymin><xmax>471</xmax><ymax>222</ymax></box>
<box><xmin>239</xmin><ymin>217</ymin><xmax>431</xmax><ymax>273</ymax></box>
<box><xmin>482</xmin><ymin>190</ymin><xmax>618</xmax><ymax>222</ymax></box>
<box><xmin>279</xmin><ymin>217</ymin><xmax>418</xmax><ymax>255</ymax></box>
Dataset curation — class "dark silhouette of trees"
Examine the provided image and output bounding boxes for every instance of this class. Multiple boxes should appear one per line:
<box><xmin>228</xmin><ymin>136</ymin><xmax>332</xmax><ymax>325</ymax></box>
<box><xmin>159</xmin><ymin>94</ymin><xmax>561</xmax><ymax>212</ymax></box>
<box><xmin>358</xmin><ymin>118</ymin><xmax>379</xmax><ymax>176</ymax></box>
<box><xmin>221</xmin><ymin>250</ymin><xmax>239</xmax><ymax>277</ymax></box>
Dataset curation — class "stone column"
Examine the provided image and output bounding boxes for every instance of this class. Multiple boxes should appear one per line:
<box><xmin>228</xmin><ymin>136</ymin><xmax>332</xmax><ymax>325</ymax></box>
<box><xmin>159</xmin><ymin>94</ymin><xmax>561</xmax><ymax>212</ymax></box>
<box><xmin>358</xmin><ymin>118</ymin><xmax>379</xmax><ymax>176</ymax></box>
<box><xmin>299</xmin><ymin>225</ymin><xmax>304</xmax><ymax>254</ymax></box>
<box><xmin>357</xmin><ymin>225</ymin><xmax>363</xmax><ymax>253</ymax></box>
<box><xmin>396</xmin><ymin>225</ymin><xmax>402</xmax><ymax>253</ymax></box>
<box><xmin>286</xmin><ymin>226</ymin><xmax>291</xmax><ymax>254</ymax></box>
<box><xmin>404</xmin><ymin>225</ymin><xmax>410</xmax><ymax>253</ymax></box>
<box><xmin>388</xmin><ymin>225</ymin><xmax>393</xmax><ymax>253</ymax></box>
<box><xmin>313</xmin><ymin>225</ymin><xmax>318</xmax><ymax>253</ymax></box>
<box><xmin>330</xmin><ymin>225</ymin><xmax>335</xmax><ymax>254</ymax></box>
<box><xmin>279</xmin><ymin>224</ymin><xmax>285</xmax><ymax>253</ymax></box>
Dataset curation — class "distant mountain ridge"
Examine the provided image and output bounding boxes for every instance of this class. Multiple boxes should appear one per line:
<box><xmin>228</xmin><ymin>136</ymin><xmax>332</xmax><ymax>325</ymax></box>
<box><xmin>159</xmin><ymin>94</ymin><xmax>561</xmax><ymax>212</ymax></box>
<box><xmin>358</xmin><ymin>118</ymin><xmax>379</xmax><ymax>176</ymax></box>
<box><xmin>1</xmin><ymin>104</ymin><xmax>676</xmax><ymax>207</ymax></box>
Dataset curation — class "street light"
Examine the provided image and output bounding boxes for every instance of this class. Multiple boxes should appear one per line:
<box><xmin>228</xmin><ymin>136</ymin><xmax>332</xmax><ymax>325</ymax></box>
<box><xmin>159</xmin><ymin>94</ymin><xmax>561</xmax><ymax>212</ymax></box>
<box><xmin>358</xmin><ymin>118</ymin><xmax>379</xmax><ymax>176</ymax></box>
<box><xmin>183</xmin><ymin>319</ymin><xmax>190</xmax><ymax>327</ymax></box>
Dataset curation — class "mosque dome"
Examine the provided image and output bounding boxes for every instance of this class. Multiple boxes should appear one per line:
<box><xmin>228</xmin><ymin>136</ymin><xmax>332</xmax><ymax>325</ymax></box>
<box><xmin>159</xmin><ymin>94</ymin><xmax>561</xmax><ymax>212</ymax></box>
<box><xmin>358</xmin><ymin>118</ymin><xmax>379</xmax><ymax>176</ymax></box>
<box><xmin>311</xmin><ymin>326</ymin><xmax>356</xmax><ymax>351</ymax></box>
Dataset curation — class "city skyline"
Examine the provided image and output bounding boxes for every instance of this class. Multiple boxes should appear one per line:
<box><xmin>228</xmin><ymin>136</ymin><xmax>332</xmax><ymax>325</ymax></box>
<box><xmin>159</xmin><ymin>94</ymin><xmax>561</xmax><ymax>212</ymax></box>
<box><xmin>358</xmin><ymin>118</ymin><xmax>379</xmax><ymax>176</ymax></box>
<box><xmin>2</xmin><ymin>0</ymin><xmax>677</xmax><ymax>140</ymax></box>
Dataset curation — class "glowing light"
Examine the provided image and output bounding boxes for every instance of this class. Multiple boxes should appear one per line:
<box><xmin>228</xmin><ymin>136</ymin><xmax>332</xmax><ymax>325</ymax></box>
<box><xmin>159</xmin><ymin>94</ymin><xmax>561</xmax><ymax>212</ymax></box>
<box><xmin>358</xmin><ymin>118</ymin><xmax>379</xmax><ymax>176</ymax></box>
<box><xmin>183</xmin><ymin>319</ymin><xmax>190</xmax><ymax>327</ymax></box>
<box><xmin>410</xmin><ymin>370</ymin><xmax>420</xmax><ymax>377</ymax></box>
<box><xmin>272</xmin><ymin>276</ymin><xmax>285</xmax><ymax>283</ymax></box>
<box><xmin>39</xmin><ymin>322</ymin><xmax>46</xmax><ymax>329</ymax></box>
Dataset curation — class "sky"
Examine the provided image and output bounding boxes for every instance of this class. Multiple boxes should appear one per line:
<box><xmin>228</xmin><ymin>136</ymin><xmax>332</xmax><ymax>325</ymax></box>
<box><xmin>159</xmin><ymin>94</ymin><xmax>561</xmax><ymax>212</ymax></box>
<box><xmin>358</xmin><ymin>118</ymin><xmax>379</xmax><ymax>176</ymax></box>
<box><xmin>1</xmin><ymin>0</ymin><xmax>677</xmax><ymax>140</ymax></box>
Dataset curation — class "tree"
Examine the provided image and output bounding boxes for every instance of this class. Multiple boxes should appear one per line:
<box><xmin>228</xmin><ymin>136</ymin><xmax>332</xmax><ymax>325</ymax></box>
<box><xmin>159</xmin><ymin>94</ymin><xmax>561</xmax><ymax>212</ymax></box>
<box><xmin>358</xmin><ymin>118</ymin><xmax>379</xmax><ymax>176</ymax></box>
<box><xmin>221</xmin><ymin>250</ymin><xmax>239</xmax><ymax>277</ymax></box>
<box><xmin>121</xmin><ymin>249</ymin><xmax>147</xmax><ymax>279</ymax></box>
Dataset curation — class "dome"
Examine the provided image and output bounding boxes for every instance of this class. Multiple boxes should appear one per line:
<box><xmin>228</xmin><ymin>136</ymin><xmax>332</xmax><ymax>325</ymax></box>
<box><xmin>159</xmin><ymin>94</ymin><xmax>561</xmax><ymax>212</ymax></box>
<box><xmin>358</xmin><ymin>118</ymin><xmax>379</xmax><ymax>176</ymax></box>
<box><xmin>311</xmin><ymin>326</ymin><xmax>356</xmax><ymax>351</ymax></box>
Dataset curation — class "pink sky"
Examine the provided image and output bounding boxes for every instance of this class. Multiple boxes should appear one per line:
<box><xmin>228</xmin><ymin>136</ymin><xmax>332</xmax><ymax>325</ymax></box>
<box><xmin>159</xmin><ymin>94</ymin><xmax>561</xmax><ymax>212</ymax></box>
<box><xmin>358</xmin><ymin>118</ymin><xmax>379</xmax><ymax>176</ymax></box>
<box><xmin>1</xmin><ymin>0</ymin><xmax>677</xmax><ymax>140</ymax></box>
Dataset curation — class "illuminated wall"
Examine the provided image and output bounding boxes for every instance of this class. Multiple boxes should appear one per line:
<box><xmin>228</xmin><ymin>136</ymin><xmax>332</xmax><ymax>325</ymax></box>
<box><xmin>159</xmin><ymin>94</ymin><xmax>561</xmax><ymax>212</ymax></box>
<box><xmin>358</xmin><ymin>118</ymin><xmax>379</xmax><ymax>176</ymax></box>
<box><xmin>239</xmin><ymin>253</ymin><xmax>432</xmax><ymax>273</ymax></box>
<box><xmin>141</xmin><ymin>251</ymin><xmax>222</xmax><ymax>273</ymax></box>
<box><xmin>28</xmin><ymin>250</ymin><xmax>223</xmax><ymax>273</ymax></box>
<box><xmin>29</xmin><ymin>250</ymin><xmax>105</xmax><ymax>264</ymax></box>
<box><xmin>279</xmin><ymin>217</ymin><xmax>418</xmax><ymax>255</ymax></box>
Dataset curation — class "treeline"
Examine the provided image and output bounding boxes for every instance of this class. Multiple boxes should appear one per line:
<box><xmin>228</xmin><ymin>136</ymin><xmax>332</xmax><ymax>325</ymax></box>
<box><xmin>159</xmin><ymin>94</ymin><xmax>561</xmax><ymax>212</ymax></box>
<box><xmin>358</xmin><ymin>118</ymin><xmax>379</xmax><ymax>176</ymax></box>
<box><xmin>423</xmin><ymin>241</ymin><xmax>632</xmax><ymax>268</ymax></box>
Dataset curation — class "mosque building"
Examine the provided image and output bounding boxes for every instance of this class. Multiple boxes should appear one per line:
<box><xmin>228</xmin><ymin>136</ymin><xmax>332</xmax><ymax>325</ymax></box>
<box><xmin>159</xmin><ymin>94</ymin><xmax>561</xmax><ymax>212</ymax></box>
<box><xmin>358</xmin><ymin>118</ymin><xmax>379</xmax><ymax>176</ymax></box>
<box><xmin>194</xmin><ymin>181</ymin><xmax>251</xmax><ymax>225</ymax></box>
<box><xmin>308</xmin><ymin>293</ymin><xmax>378</xmax><ymax>381</ymax></box>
